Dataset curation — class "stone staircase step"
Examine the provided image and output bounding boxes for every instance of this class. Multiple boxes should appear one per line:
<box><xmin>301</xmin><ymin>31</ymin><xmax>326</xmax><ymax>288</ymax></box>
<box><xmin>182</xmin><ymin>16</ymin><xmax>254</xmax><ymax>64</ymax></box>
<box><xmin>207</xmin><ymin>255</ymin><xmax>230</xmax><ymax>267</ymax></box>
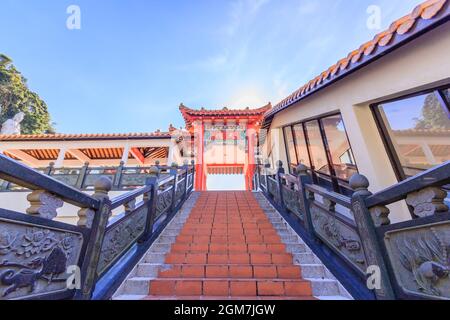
<box><xmin>141</xmin><ymin>296</ymin><xmax>316</xmax><ymax>300</ymax></box>
<box><xmin>113</xmin><ymin>192</ymin><xmax>352</xmax><ymax>300</ymax></box>
<box><xmin>148</xmin><ymin>279</ymin><xmax>313</xmax><ymax>297</ymax></box>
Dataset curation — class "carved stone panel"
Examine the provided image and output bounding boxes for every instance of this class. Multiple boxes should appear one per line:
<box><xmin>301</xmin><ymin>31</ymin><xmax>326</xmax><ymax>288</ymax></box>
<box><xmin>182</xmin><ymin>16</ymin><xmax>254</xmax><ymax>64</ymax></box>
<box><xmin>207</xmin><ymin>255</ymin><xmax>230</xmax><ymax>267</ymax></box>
<box><xmin>281</xmin><ymin>186</ymin><xmax>303</xmax><ymax>221</ymax></box>
<box><xmin>96</xmin><ymin>206</ymin><xmax>147</xmax><ymax>276</ymax></box>
<box><xmin>121</xmin><ymin>174</ymin><xmax>148</xmax><ymax>187</ymax></box>
<box><xmin>174</xmin><ymin>180</ymin><xmax>186</xmax><ymax>207</ymax></box>
<box><xmin>384</xmin><ymin>221</ymin><xmax>450</xmax><ymax>300</ymax></box>
<box><xmin>267</xmin><ymin>178</ymin><xmax>279</xmax><ymax>203</ymax></box>
<box><xmin>310</xmin><ymin>203</ymin><xmax>366</xmax><ymax>274</ymax></box>
<box><xmin>156</xmin><ymin>189</ymin><xmax>173</xmax><ymax>219</ymax></box>
<box><xmin>0</xmin><ymin>218</ymin><xmax>83</xmax><ymax>300</ymax></box>
<box><xmin>84</xmin><ymin>174</ymin><xmax>115</xmax><ymax>188</ymax></box>
<box><xmin>53</xmin><ymin>175</ymin><xmax>78</xmax><ymax>187</ymax></box>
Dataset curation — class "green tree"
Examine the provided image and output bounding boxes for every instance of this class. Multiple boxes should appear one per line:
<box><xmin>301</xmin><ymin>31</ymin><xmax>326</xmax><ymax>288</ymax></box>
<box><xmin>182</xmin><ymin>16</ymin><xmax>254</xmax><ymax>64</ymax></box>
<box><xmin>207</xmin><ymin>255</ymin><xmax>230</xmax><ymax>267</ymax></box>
<box><xmin>415</xmin><ymin>93</ymin><xmax>450</xmax><ymax>130</ymax></box>
<box><xmin>0</xmin><ymin>54</ymin><xmax>55</xmax><ymax>134</ymax></box>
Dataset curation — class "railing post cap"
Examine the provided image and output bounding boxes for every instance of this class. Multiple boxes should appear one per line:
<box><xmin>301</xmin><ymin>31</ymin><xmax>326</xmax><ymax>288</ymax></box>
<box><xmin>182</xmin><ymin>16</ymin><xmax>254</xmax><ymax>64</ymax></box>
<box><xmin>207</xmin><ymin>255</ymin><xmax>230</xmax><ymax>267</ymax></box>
<box><xmin>171</xmin><ymin>162</ymin><xmax>178</xmax><ymax>168</ymax></box>
<box><xmin>49</xmin><ymin>162</ymin><xmax>55</xmax><ymax>167</ymax></box>
<box><xmin>148</xmin><ymin>166</ymin><xmax>159</xmax><ymax>175</ymax></box>
<box><xmin>94</xmin><ymin>176</ymin><xmax>112</xmax><ymax>194</ymax></box>
<box><xmin>84</xmin><ymin>161</ymin><xmax>90</xmax><ymax>166</ymax></box>
<box><xmin>191</xmin><ymin>160</ymin><xmax>195</xmax><ymax>165</ymax></box>
<box><xmin>295</xmin><ymin>164</ymin><xmax>308</xmax><ymax>175</ymax></box>
<box><xmin>349</xmin><ymin>174</ymin><xmax>370</xmax><ymax>191</ymax></box>
<box><xmin>155</xmin><ymin>160</ymin><xmax>160</xmax><ymax>166</ymax></box>
<box><xmin>276</xmin><ymin>160</ymin><xmax>283</xmax><ymax>168</ymax></box>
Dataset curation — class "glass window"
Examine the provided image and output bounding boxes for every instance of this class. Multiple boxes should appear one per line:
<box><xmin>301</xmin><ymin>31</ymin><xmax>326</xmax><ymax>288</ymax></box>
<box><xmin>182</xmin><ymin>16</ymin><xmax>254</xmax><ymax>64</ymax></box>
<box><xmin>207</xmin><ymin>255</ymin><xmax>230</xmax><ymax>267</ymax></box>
<box><xmin>292</xmin><ymin>124</ymin><xmax>311</xmax><ymax>168</ymax></box>
<box><xmin>305</xmin><ymin>120</ymin><xmax>330</xmax><ymax>175</ymax></box>
<box><xmin>443</xmin><ymin>89</ymin><xmax>450</xmax><ymax>105</ymax></box>
<box><xmin>321</xmin><ymin>114</ymin><xmax>357</xmax><ymax>181</ymax></box>
<box><xmin>378</xmin><ymin>92</ymin><xmax>450</xmax><ymax>178</ymax></box>
<box><xmin>283</xmin><ymin>126</ymin><xmax>297</xmax><ymax>169</ymax></box>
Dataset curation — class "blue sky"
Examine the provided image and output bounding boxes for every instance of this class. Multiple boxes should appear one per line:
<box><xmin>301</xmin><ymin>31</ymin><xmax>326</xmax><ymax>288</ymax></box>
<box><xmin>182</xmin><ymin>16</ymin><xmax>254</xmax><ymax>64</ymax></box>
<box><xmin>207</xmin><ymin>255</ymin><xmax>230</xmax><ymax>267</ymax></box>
<box><xmin>0</xmin><ymin>0</ymin><xmax>424</xmax><ymax>134</ymax></box>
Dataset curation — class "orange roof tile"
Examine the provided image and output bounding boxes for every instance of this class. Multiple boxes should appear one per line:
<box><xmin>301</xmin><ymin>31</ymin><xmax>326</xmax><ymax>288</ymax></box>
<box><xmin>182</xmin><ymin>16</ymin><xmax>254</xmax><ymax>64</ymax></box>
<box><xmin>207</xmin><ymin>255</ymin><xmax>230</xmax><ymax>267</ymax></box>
<box><xmin>265</xmin><ymin>0</ymin><xmax>449</xmax><ymax>121</ymax></box>
<box><xmin>0</xmin><ymin>131</ymin><xmax>172</xmax><ymax>141</ymax></box>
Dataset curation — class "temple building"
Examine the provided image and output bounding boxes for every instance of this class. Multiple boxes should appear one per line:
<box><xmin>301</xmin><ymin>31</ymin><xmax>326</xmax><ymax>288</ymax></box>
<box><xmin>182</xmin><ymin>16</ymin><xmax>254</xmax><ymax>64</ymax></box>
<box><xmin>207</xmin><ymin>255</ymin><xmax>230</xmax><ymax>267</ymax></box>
<box><xmin>0</xmin><ymin>0</ymin><xmax>449</xmax><ymax>301</ymax></box>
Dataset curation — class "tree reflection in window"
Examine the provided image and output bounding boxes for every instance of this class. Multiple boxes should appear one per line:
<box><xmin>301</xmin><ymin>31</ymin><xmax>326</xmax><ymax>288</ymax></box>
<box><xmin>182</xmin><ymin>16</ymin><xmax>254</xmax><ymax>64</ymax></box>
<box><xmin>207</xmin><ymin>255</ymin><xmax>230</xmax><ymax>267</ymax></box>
<box><xmin>283</xmin><ymin>126</ymin><xmax>297</xmax><ymax>170</ymax></box>
<box><xmin>305</xmin><ymin>120</ymin><xmax>330</xmax><ymax>175</ymax></box>
<box><xmin>378</xmin><ymin>91</ymin><xmax>450</xmax><ymax>178</ymax></box>
<box><xmin>293</xmin><ymin>124</ymin><xmax>311</xmax><ymax>168</ymax></box>
<box><xmin>321</xmin><ymin>114</ymin><xmax>358</xmax><ymax>181</ymax></box>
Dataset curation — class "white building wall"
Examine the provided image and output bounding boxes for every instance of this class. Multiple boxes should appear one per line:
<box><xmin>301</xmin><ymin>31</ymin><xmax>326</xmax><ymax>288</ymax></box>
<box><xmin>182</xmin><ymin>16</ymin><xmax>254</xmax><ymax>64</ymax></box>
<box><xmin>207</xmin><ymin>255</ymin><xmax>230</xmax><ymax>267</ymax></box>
<box><xmin>265</xmin><ymin>23</ymin><xmax>450</xmax><ymax>222</ymax></box>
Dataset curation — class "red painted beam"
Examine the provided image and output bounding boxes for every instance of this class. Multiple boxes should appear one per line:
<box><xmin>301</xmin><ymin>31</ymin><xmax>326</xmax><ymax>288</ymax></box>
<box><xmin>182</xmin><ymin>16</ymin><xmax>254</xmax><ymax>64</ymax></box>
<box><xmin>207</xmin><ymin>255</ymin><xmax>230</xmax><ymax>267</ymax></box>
<box><xmin>130</xmin><ymin>147</ymin><xmax>145</xmax><ymax>165</ymax></box>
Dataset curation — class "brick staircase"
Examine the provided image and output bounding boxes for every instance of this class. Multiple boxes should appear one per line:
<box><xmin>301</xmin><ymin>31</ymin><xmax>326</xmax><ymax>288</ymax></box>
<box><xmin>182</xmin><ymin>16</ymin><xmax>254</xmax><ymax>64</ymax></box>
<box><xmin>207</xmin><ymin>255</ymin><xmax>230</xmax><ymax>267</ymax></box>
<box><xmin>113</xmin><ymin>192</ymin><xmax>351</xmax><ymax>300</ymax></box>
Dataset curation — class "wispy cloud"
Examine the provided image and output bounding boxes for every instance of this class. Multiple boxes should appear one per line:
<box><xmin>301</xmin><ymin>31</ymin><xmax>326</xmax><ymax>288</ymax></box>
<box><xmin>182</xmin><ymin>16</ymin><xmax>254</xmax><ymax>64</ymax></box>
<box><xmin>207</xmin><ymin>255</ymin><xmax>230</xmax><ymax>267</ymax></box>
<box><xmin>224</xmin><ymin>0</ymin><xmax>271</xmax><ymax>37</ymax></box>
<box><xmin>298</xmin><ymin>0</ymin><xmax>319</xmax><ymax>15</ymax></box>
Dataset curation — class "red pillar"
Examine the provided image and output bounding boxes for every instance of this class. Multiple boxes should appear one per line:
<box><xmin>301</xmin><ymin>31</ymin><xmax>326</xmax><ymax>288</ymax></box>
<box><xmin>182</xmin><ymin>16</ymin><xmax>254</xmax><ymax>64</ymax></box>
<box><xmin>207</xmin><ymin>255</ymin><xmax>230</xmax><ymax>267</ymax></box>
<box><xmin>194</xmin><ymin>121</ymin><xmax>206</xmax><ymax>191</ymax></box>
<box><xmin>245</xmin><ymin>124</ymin><xmax>257</xmax><ymax>191</ymax></box>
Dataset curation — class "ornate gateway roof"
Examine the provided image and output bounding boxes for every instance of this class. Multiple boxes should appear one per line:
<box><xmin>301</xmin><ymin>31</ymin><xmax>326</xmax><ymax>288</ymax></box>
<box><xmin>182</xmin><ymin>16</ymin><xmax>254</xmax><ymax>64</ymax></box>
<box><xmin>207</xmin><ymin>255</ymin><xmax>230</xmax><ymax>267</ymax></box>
<box><xmin>179</xmin><ymin>103</ymin><xmax>271</xmax><ymax>129</ymax></box>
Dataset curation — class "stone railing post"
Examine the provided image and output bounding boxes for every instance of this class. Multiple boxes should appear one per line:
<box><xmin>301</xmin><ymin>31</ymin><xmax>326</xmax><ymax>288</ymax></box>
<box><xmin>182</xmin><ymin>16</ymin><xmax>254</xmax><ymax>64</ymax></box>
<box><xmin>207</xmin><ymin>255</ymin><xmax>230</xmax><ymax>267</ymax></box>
<box><xmin>263</xmin><ymin>160</ymin><xmax>270</xmax><ymax>195</ymax></box>
<box><xmin>182</xmin><ymin>160</ymin><xmax>189</xmax><ymax>200</ymax></box>
<box><xmin>169</xmin><ymin>163</ymin><xmax>179</xmax><ymax>213</ymax></box>
<box><xmin>275</xmin><ymin>160</ymin><xmax>286</xmax><ymax>210</ymax></box>
<box><xmin>190</xmin><ymin>160</ymin><xmax>195</xmax><ymax>192</ymax></box>
<box><xmin>76</xmin><ymin>176</ymin><xmax>112</xmax><ymax>300</ymax></box>
<box><xmin>295</xmin><ymin>164</ymin><xmax>315</xmax><ymax>237</ymax></box>
<box><xmin>350</xmin><ymin>174</ymin><xmax>395</xmax><ymax>300</ymax></box>
<box><xmin>140</xmin><ymin>166</ymin><xmax>159</xmax><ymax>242</ymax></box>
<box><xmin>46</xmin><ymin>162</ymin><xmax>55</xmax><ymax>176</ymax></box>
<box><xmin>76</xmin><ymin>162</ymin><xmax>90</xmax><ymax>189</ymax></box>
<box><xmin>113</xmin><ymin>161</ymin><xmax>125</xmax><ymax>189</ymax></box>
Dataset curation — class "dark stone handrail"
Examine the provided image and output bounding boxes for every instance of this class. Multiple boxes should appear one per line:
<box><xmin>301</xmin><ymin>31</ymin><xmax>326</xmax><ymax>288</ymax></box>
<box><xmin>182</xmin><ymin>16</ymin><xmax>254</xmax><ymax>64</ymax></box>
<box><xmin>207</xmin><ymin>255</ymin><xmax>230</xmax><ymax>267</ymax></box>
<box><xmin>0</xmin><ymin>154</ymin><xmax>100</xmax><ymax>209</ymax></box>
<box><xmin>304</xmin><ymin>183</ymin><xmax>352</xmax><ymax>208</ymax></box>
<box><xmin>254</xmin><ymin>160</ymin><xmax>450</xmax><ymax>300</ymax></box>
<box><xmin>0</xmin><ymin>155</ymin><xmax>195</xmax><ymax>300</ymax></box>
<box><xmin>364</xmin><ymin>161</ymin><xmax>450</xmax><ymax>208</ymax></box>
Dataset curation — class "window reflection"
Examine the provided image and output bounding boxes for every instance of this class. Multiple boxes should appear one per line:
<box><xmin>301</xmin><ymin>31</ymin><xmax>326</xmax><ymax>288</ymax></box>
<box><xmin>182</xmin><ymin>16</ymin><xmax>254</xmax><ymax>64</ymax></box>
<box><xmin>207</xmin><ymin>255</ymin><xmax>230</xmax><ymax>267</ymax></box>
<box><xmin>444</xmin><ymin>89</ymin><xmax>450</xmax><ymax>105</ymax></box>
<box><xmin>284</xmin><ymin>126</ymin><xmax>297</xmax><ymax>169</ymax></box>
<box><xmin>305</xmin><ymin>120</ymin><xmax>330</xmax><ymax>175</ymax></box>
<box><xmin>321</xmin><ymin>115</ymin><xmax>357</xmax><ymax>180</ymax></box>
<box><xmin>378</xmin><ymin>92</ymin><xmax>450</xmax><ymax>177</ymax></box>
<box><xmin>292</xmin><ymin>124</ymin><xmax>311</xmax><ymax>168</ymax></box>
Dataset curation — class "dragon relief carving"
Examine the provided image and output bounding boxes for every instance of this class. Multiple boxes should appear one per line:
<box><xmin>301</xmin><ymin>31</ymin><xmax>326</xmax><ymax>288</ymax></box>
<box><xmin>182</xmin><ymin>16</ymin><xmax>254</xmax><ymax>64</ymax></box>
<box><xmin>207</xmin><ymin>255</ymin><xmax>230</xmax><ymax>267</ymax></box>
<box><xmin>395</xmin><ymin>228</ymin><xmax>450</xmax><ymax>297</ymax></box>
<box><xmin>282</xmin><ymin>186</ymin><xmax>303</xmax><ymax>220</ymax></box>
<box><xmin>156</xmin><ymin>189</ymin><xmax>173</xmax><ymax>217</ymax></box>
<box><xmin>0</xmin><ymin>227</ymin><xmax>80</xmax><ymax>298</ymax></box>
<box><xmin>174</xmin><ymin>180</ymin><xmax>186</xmax><ymax>206</ymax></box>
<box><xmin>267</xmin><ymin>178</ymin><xmax>279</xmax><ymax>203</ymax></box>
<box><xmin>311</xmin><ymin>206</ymin><xmax>366</xmax><ymax>269</ymax></box>
<box><xmin>97</xmin><ymin>209</ymin><xmax>147</xmax><ymax>275</ymax></box>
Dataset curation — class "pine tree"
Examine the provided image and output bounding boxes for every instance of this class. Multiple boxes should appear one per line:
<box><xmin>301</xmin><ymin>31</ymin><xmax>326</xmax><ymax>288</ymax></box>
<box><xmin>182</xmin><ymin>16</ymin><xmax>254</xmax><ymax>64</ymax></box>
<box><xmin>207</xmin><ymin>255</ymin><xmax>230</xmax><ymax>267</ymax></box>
<box><xmin>0</xmin><ymin>54</ymin><xmax>55</xmax><ymax>134</ymax></box>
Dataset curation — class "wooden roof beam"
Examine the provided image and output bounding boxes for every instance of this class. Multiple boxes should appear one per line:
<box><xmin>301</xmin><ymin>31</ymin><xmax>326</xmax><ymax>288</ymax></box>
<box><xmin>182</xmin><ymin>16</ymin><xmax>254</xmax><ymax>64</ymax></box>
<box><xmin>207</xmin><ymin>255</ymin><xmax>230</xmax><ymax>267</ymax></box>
<box><xmin>67</xmin><ymin>149</ymin><xmax>91</xmax><ymax>163</ymax></box>
<box><xmin>3</xmin><ymin>149</ymin><xmax>42</xmax><ymax>167</ymax></box>
<box><xmin>130</xmin><ymin>147</ymin><xmax>145</xmax><ymax>165</ymax></box>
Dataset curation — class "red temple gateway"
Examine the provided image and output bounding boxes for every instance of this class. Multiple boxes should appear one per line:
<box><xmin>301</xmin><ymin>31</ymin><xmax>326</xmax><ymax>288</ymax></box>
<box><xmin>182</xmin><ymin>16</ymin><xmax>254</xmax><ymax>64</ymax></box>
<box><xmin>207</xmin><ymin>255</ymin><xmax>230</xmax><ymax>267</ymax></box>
<box><xmin>179</xmin><ymin>103</ymin><xmax>271</xmax><ymax>191</ymax></box>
